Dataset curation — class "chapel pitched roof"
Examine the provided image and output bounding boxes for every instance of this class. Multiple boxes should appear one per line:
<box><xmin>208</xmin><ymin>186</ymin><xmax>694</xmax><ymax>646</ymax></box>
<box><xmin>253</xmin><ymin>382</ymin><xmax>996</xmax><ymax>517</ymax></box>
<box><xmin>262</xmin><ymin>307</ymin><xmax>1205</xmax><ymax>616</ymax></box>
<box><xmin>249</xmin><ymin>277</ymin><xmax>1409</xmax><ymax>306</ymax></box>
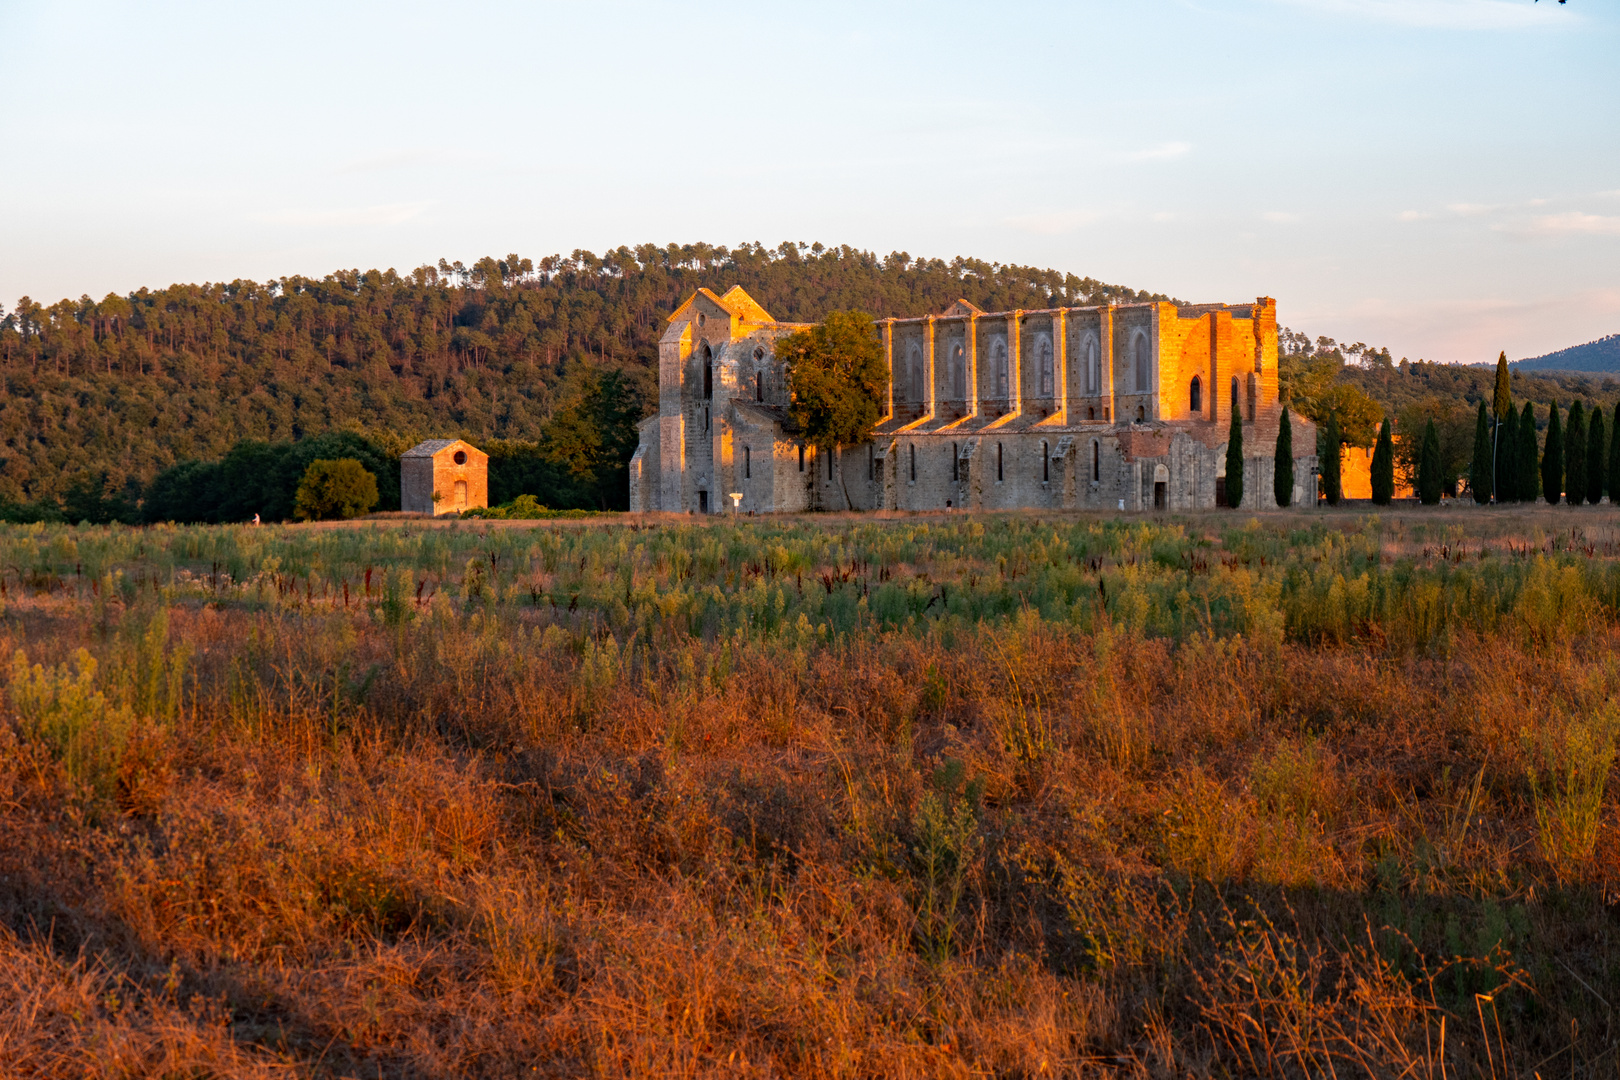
<box><xmin>403</xmin><ymin>438</ymin><xmax>484</xmax><ymax>459</ymax></box>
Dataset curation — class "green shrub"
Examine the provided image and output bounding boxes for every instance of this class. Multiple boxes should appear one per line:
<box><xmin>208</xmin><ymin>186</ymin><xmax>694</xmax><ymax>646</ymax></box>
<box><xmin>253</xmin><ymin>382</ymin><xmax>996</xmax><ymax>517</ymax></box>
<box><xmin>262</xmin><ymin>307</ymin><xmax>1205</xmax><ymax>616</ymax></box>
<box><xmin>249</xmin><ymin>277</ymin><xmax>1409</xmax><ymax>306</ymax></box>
<box><xmin>9</xmin><ymin>648</ymin><xmax>132</xmax><ymax>801</ymax></box>
<box><xmin>293</xmin><ymin>459</ymin><xmax>379</xmax><ymax>521</ymax></box>
<box><xmin>1526</xmin><ymin>707</ymin><xmax>1617</xmax><ymax>883</ymax></box>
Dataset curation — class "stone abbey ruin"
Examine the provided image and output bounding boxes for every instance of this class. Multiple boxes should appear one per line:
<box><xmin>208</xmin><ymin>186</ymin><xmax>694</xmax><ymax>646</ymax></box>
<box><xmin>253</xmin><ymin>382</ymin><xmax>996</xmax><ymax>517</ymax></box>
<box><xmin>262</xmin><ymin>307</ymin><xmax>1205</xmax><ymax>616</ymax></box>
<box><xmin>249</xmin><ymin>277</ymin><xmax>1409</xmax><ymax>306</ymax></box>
<box><xmin>630</xmin><ymin>287</ymin><xmax>1318</xmax><ymax>513</ymax></box>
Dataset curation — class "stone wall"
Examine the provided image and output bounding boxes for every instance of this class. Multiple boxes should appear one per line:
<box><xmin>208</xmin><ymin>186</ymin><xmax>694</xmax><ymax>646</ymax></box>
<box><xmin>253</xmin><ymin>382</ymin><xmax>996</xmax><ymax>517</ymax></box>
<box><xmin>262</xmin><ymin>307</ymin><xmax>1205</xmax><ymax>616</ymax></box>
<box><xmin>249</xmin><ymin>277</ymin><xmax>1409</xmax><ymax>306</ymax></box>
<box><xmin>635</xmin><ymin>287</ymin><xmax>1317</xmax><ymax>516</ymax></box>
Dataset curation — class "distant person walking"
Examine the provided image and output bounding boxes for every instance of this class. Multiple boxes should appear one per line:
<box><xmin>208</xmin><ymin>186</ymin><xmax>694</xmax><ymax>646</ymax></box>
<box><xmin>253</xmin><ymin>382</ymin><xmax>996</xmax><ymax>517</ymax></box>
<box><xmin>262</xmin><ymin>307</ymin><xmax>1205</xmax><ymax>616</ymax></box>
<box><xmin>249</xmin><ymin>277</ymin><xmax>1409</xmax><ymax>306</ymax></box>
<box><xmin>252</xmin><ymin>513</ymin><xmax>260</xmax><ymax>526</ymax></box>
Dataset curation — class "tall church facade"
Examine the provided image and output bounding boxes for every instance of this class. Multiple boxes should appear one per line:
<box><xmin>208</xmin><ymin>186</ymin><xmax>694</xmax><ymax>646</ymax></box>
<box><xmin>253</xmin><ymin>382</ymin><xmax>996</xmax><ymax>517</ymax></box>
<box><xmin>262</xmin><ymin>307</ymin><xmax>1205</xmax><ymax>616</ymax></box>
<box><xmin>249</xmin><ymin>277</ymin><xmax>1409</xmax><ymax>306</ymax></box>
<box><xmin>628</xmin><ymin>286</ymin><xmax>1318</xmax><ymax>514</ymax></box>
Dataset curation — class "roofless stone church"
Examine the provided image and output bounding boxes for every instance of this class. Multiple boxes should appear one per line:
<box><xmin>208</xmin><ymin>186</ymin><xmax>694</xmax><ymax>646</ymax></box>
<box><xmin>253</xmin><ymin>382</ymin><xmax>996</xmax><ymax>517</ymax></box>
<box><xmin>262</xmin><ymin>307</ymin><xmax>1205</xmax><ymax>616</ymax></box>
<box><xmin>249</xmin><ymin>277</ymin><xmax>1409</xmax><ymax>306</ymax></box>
<box><xmin>628</xmin><ymin>286</ymin><xmax>1318</xmax><ymax>514</ymax></box>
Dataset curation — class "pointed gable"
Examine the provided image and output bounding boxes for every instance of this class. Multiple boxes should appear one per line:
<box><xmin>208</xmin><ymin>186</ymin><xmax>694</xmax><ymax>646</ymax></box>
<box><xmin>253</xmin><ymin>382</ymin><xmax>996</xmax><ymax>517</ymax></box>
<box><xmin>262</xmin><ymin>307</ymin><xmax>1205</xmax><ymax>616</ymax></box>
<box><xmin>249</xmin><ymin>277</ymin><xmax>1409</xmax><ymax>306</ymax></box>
<box><xmin>717</xmin><ymin>286</ymin><xmax>775</xmax><ymax>325</ymax></box>
<box><xmin>940</xmin><ymin>299</ymin><xmax>984</xmax><ymax>318</ymax></box>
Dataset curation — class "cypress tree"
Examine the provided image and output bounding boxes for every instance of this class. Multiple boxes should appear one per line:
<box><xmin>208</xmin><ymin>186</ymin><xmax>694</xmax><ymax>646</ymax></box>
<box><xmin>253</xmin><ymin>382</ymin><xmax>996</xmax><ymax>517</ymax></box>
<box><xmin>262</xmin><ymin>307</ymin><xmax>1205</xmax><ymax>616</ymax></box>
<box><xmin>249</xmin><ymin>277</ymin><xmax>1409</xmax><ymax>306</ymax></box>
<box><xmin>1519</xmin><ymin>402</ymin><xmax>1540</xmax><ymax>504</ymax></box>
<box><xmin>1542</xmin><ymin>401</ymin><xmax>1563</xmax><ymax>506</ymax></box>
<box><xmin>1609</xmin><ymin>402</ymin><xmax>1620</xmax><ymax>503</ymax></box>
<box><xmin>1323</xmin><ymin>413</ymin><xmax>1343</xmax><ymax>506</ymax></box>
<box><xmin>1370</xmin><ymin>416</ymin><xmax>1395</xmax><ymax>505</ymax></box>
<box><xmin>1493</xmin><ymin>350</ymin><xmax>1512</xmax><ymax>423</ymax></box>
<box><xmin>1418</xmin><ymin>418</ymin><xmax>1443</xmax><ymax>505</ymax></box>
<box><xmin>1225</xmin><ymin>407</ymin><xmax>1244</xmax><ymax>509</ymax></box>
<box><xmin>1274</xmin><ymin>405</ymin><xmax>1294</xmax><ymax>508</ymax></box>
<box><xmin>1470</xmin><ymin>399</ymin><xmax>1492</xmax><ymax>504</ymax></box>
<box><xmin>1497</xmin><ymin>403</ymin><xmax>1517</xmax><ymax>502</ymax></box>
<box><xmin>1566</xmin><ymin>401</ymin><xmax>1587</xmax><ymax>506</ymax></box>
<box><xmin>1587</xmin><ymin>405</ymin><xmax>1606</xmax><ymax>506</ymax></box>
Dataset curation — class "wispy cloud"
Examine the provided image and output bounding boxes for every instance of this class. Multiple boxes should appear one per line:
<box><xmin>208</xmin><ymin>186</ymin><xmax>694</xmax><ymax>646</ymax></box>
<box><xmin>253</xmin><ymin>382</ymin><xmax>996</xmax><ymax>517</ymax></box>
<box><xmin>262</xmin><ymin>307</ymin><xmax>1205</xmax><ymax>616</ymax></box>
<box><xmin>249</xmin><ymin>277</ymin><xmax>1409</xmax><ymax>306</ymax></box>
<box><xmin>1525</xmin><ymin>212</ymin><xmax>1620</xmax><ymax>238</ymax></box>
<box><xmin>1270</xmin><ymin>0</ymin><xmax>1563</xmax><ymax>30</ymax></box>
<box><xmin>1447</xmin><ymin>202</ymin><xmax>1498</xmax><ymax>217</ymax></box>
<box><xmin>1119</xmin><ymin>141</ymin><xmax>1191</xmax><ymax>163</ymax></box>
<box><xmin>1262</xmin><ymin>211</ymin><xmax>1303</xmax><ymax>224</ymax></box>
<box><xmin>257</xmin><ymin>202</ymin><xmax>432</xmax><ymax>228</ymax></box>
<box><xmin>1397</xmin><ymin>210</ymin><xmax>1432</xmax><ymax>222</ymax></box>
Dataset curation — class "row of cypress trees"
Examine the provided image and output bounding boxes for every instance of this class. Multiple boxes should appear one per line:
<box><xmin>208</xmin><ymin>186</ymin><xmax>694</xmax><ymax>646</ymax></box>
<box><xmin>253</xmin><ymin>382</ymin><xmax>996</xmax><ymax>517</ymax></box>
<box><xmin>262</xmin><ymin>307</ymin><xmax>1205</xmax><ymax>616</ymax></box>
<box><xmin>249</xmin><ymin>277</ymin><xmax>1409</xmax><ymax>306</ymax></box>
<box><xmin>1225</xmin><ymin>353</ymin><xmax>1617</xmax><ymax>510</ymax></box>
<box><xmin>1465</xmin><ymin>352</ymin><xmax>1618</xmax><ymax>506</ymax></box>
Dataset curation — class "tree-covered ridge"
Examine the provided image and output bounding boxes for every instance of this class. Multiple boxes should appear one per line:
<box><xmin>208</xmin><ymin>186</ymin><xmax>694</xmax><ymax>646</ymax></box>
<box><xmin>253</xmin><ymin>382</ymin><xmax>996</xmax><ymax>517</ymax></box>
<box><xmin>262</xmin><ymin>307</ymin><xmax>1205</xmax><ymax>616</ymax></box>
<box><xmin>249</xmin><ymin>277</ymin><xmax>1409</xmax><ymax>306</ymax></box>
<box><xmin>0</xmin><ymin>243</ymin><xmax>1168</xmax><ymax>508</ymax></box>
<box><xmin>1517</xmin><ymin>333</ymin><xmax>1620</xmax><ymax>374</ymax></box>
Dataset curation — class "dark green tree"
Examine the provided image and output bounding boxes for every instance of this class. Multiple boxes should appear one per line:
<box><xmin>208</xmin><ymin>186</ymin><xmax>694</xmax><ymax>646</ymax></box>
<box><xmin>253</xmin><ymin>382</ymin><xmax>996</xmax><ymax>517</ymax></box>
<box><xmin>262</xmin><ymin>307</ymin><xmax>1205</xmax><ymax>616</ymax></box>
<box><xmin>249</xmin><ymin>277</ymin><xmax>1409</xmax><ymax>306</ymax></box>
<box><xmin>1542</xmin><ymin>401</ymin><xmax>1563</xmax><ymax>506</ymax></box>
<box><xmin>1492</xmin><ymin>350</ymin><xmax>1512</xmax><ymax>423</ymax></box>
<box><xmin>1496</xmin><ymin>401</ymin><xmax>1517</xmax><ymax>502</ymax></box>
<box><xmin>1519</xmin><ymin>402</ymin><xmax>1540</xmax><ymax>504</ymax></box>
<box><xmin>293</xmin><ymin>458</ymin><xmax>379</xmax><ymax>521</ymax></box>
<box><xmin>1418</xmin><ymin>418</ymin><xmax>1443</xmax><ymax>505</ymax></box>
<box><xmin>1470</xmin><ymin>399</ymin><xmax>1492</xmax><ymax>504</ymax></box>
<box><xmin>1225</xmin><ymin>407</ymin><xmax>1244</xmax><ymax>509</ymax></box>
<box><xmin>1321</xmin><ymin>413</ymin><xmax>1342</xmax><ymax>505</ymax></box>
<box><xmin>1586</xmin><ymin>405</ymin><xmax>1606</xmax><ymax>506</ymax></box>
<box><xmin>1370</xmin><ymin>417</ymin><xmax>1395</xmax><ymax>505</ymax></box>
<box><xmin>1610</xmin><ymin>402</ymin><xmax>1620</xmax><ymax>503</ymax></box>
<box><xmin>1565</xmin><ymin>400</ymin><xmax>1587</xmax><ymax>505</ymax></box>
<box><xmin>779</xmin><ymin>310</ymin><xmax>888</xmax><ymax>510</ymax></box>
<box><xmin>1273</xmin><ymin>405</ymin><xmax>1294</xmax><ymax>508</ymax></box>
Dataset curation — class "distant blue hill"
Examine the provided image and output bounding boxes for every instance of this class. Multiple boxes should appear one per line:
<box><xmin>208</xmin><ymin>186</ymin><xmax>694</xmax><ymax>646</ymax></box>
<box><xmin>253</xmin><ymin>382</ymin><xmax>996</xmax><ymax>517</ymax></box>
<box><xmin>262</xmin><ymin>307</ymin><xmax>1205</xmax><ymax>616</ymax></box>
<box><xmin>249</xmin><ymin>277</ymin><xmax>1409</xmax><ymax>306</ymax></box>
<box><xmin>1515</xmin><ymin>333</ymin><xmax>1620</xmax><ymax>373</ymax></box>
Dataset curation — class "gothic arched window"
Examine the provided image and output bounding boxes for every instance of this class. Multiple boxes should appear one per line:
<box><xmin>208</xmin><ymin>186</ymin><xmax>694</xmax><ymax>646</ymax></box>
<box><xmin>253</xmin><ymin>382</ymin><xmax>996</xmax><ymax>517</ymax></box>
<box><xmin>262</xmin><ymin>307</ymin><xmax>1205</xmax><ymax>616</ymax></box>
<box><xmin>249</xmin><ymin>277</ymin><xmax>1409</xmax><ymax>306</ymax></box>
<box><xmin>1190</xmin><ymin>375</ymin><xmax>1202</xmax><ymax>415</ymax></box>
<box><xmin>1038</xmin><ymin>337</ymin><xmax>1054</xmax><ymax>396</ymax></box>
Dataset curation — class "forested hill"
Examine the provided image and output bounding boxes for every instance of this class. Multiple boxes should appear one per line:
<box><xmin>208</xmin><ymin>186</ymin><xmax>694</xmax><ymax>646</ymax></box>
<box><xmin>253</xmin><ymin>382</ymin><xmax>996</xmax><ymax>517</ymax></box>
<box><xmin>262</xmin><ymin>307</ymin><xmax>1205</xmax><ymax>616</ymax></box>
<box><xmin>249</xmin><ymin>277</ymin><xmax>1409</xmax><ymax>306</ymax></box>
<box><xmin>1516</xmin><ymin>333</ymin><xmax>1620</xmax><ymax>374</ymax></box>
<box><xmin>0</xmin><ymin>242</ymin><xmax>1166</xmax><ymax>511</ymax></box>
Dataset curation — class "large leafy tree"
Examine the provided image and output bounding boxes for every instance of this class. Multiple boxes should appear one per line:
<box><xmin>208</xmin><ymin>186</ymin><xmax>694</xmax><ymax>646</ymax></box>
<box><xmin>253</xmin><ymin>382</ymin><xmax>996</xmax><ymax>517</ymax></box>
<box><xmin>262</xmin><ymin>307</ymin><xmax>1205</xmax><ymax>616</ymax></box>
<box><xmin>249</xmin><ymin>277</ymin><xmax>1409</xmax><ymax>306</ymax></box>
<box><xmin>293</xmin><ymin>458</ymin><xmax>379</xmax><ymax>521</ymax></box>
<box><xmin>1273</xmin><ymin>406</ymin><xmax>1293</xmax><ymax>508</ymax></box>
<box><xmin>1470</xmin><ymin>399</ymin><xmax>1492</xmax><ymax>504</ymax></box>
<box><xmin>779</xmin><ymin>310</ymin><xmax>888</xmax><ymax>510</ymax></box>
<box><xmin>1279</xmin><ymin>350</ymin><xmax>1383</xmax><ymax>449</ymax></box>
<box><xmin>1370</xmin><ymin>417</ymin><xmax>1395</xmax><ymax>505</ymax></box>
<box><xmin>1542</xmin><ymin>401</ymin><xmax>1563</xmax><ymax>506</ymax></box>
<box><xmin>1394</xmin><ymin>397</ymin><xmax>1473</xmax><ymax>497</ymax></box>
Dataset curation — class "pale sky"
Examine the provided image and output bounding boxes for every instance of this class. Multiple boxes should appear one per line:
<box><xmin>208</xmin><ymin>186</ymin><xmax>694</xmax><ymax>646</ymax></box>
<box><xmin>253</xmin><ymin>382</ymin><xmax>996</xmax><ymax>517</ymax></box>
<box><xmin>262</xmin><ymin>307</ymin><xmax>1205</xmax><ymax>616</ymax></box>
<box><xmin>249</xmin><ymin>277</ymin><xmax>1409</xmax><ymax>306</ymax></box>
<box><xmin>1</xmin><ymin>0</ymin><xmax>1615</xmax><ymax>363</ymax></box>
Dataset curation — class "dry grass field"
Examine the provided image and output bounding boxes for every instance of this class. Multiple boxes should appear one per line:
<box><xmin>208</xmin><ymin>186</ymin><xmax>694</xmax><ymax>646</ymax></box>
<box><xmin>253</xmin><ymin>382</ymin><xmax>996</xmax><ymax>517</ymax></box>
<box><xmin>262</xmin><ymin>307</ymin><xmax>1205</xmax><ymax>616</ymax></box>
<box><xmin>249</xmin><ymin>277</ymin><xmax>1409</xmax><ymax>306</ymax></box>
<box><xmin>1</xmin><ymin>506</ymin><xmax>1617</xmax><ymax>1077</ymax></box>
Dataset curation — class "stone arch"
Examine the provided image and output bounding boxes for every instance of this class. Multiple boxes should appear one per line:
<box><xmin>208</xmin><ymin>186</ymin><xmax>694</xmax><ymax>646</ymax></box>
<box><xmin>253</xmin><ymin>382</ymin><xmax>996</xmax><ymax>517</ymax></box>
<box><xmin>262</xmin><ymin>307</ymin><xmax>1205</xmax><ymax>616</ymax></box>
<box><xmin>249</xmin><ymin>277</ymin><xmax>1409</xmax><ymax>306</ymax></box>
<box><xmin>1133</xmin><ymin>331</ymin><xmax>1152</xmax><ymax>393</ymax></box>
<box><xmin>990</xmin><ymin>336</ymin><xmax>1009</xmax><ymax>399</ymax></box>
<box><xmin>1189</xmin><ymin>375</ymin><xmax>1202</xmax><ymax>415</ymax></box>
<box><xmin>1036</xmin><ymin>333</ymin><xmax>1054</xmax><ymax>397</ymax></box>
<box><xmin>949</xmin><ymin>342</ymin><xmax>966</xmax><ymax>399</ymax></box>
<box><xmin>906</xmin><ymin>340</ymin><xmax>925</xmax><ymax>403</ymax></box>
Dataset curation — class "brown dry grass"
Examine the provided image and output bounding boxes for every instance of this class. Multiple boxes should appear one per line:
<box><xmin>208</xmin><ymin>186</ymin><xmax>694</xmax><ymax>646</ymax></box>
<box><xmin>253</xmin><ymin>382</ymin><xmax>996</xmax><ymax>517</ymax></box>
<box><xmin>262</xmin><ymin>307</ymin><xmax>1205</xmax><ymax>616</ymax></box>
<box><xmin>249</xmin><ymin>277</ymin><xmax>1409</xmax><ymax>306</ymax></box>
<box><xmin>1</xmin><ymin>509</ymin><xmax>1618</xmax><ymax>1077</ymax></box>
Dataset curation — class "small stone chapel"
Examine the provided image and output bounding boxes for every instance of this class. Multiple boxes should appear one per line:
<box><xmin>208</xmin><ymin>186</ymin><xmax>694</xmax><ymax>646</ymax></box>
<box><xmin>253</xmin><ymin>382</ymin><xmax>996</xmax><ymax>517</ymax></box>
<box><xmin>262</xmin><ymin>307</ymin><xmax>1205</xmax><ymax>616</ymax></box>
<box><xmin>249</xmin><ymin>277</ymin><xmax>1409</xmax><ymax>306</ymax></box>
<box><xmin>401</xmin><ymin>439</ymin><xmax>489</xmax><ymax>515</ymax></box>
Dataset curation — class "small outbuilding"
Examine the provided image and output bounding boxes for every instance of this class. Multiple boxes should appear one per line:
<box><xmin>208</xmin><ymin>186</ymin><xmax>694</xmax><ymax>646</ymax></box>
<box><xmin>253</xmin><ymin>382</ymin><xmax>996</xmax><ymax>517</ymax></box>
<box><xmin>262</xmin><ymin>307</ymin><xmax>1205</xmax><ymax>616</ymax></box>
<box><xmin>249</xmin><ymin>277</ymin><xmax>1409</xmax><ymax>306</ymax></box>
<box><xmin>401</xmin><ymin>439</ymin><xmax>489</xmax><ymax>515</ymax></box>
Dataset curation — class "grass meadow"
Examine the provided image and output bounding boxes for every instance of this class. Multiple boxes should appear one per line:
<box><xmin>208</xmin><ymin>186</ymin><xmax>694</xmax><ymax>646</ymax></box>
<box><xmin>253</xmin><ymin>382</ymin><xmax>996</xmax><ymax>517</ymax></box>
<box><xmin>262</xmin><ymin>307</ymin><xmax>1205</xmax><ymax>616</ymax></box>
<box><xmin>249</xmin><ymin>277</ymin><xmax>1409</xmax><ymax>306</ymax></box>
<box><xmin>1</xmin><ymin>506</ymin><xmax>1618</xmax><ymax>1077</ymax></box>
